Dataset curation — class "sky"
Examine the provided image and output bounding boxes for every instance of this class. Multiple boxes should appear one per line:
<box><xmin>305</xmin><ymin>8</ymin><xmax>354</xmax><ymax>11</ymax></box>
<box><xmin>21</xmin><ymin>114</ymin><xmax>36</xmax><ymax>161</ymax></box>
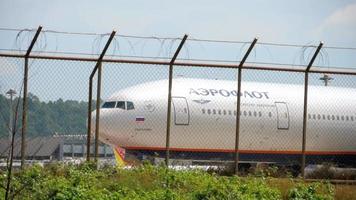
<box><xmin>0</xmin><ymin>0</ymin><xmax>356</xmax><ymax>101</ymax></box>
<box><xmin>1</xmin><ymin>0</ymin><xmax>356</xmax><ymax>45</ymax></box>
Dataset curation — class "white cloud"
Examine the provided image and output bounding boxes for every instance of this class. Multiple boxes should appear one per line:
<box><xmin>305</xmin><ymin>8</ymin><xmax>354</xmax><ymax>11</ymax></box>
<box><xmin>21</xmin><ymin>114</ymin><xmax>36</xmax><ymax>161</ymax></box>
<box><xmin>316</xmin><ymin>3</ymin><xmax>356</xmax><ymax>44</ymax></box>
<box><xmin>323</xmin><ymin>4</ymin><xmax>356</xmax><ymax>27</ymax></box>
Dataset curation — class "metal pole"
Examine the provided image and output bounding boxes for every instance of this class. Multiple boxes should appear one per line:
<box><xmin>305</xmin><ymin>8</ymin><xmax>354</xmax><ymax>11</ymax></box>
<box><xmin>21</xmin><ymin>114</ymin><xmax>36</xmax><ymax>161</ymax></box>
<box><xmin>9</xmin><ymin>95</ymin><xmax>13</xmax><ymax>141</ymax></box>
<box><xmin>94</xmin><ymin>62</ymin><xmax>102</xmax><ymax>161</ymax></box>
<box><xmin>301</xmin><ymin>42</ymin><xmax>323</xmax><ymax>178</ymax></box>
<box><xmin>234</xmin><ymin>38</ymin><xmax>258</xmax><ymax>175</ymax></box>
<box><xmin>86</xmin><ymin>30</ymin><xmax>116</xmax><ymax>161</ymax></box>
<box><xmin>165</xmin><ymin>35</ymin><xmax>188</xmax><ymax>166</ymax></box>
<box><xmin>3</xmin><ymin>52</ymin><xmax>356</xmax><ymax>76</ymax></box>
<box><xmin>6</xmin><ymin>90</ymin><xmax>16</xmax><ymax>142</ymax></box>
<box><xmin>6</xmin><ymin>89</ymin><xmax>16</xmax><ymax>168</ymax></box>
<box><xmin>86</xmin><ymin>78</ymin><xmax>93</xmax><ymax>161</ymax></box>
<box><xmin>21</xmin><ymin>26</ymin><xmax>42</xmax><ymax>169</ymax></box>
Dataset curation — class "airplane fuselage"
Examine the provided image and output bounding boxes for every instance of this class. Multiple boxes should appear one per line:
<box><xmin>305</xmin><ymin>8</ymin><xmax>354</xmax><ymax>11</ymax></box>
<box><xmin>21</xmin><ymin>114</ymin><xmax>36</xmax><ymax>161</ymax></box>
<box><xmin>95</xmin><ymin>78</ymin><xmax>356</xmax><ymax>166</ymax></box>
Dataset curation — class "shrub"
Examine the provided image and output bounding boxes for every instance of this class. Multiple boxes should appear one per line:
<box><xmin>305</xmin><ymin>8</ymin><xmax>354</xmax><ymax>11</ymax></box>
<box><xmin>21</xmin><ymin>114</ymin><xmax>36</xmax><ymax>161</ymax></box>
<box><xmin>0</xmin><ymin>163</ymin><xmax>338</xmax><ymax>200</ymax></box>
<box><xmin>288</xmin><ymin>182</ymin><xmax>334</xmax><ymax>200</ymax></box>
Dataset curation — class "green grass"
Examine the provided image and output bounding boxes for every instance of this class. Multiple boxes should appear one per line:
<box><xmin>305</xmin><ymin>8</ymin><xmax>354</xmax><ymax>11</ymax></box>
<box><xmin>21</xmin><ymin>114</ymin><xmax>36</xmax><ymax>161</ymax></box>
<box><xmin>0</xmin><ymin>162</ymin><xmax>354</xmax><ymax>200</ymax></box>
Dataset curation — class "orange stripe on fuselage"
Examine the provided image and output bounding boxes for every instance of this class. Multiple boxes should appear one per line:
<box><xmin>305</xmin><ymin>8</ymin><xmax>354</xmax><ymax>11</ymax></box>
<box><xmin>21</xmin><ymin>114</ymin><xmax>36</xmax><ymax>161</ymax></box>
<box><xmin>123</xmin><ymin>146</ymin><xmax>356</xmax><ymax>155</ymax></box>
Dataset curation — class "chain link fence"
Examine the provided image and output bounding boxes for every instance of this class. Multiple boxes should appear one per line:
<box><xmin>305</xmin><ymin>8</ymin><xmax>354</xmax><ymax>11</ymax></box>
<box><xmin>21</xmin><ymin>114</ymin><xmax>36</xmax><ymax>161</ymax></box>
<box><xmin>1</xmin><ymin>53</ymin><xmax>356</xmax><ymax>179</ymax></box>
<box><xmin>239</xmin><ymin>69</ymin><xmax>304</xmax><ymax>176</ymax></box>
<box><xmin>0</xmin><ymin>28</ymin><xmax>356</xmax><ymax>180</ymax></box>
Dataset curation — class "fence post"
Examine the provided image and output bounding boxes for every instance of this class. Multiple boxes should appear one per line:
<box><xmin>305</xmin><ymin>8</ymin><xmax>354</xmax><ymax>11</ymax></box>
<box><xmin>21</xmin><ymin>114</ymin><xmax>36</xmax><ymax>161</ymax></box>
<box><xmin>21</xmin><ymin>26</ymin><xmax>42</xmax><ymax>169</ymax></box>
<box><xmin>301</xmin><ymin>42</ymin><xmax>323</xmax><ymax>178</ymax></box>
<box><xmin>94</xmin><ymin>62</ymin><xmax>102</xmax><ymax>162</ymax></box>
<box><xmin>234</xmin><ymin>38</ymin><xmax>258</xmax><ymax>175</ymax></box>
<box><xmin>86</xmin><ymin>30</ymin><xmax>116</xmax><ymax>162</ymax></box>
<box><xmin>165</xmin><ymin>35</ymin><xmax>188</xmax><ymax>166</ymax></box>
<box><xmin>87</xmin><ymin>78</ymin><xmax>93</xmax><ymax>161</ymax></box>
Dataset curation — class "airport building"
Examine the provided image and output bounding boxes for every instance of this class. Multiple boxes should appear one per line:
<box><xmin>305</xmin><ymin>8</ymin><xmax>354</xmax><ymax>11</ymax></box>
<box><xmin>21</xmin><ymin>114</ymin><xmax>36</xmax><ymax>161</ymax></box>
<box><xmin>0</xmin><ymin>134</ymin><xmax>114</xmax><ymax>166</ymax></box>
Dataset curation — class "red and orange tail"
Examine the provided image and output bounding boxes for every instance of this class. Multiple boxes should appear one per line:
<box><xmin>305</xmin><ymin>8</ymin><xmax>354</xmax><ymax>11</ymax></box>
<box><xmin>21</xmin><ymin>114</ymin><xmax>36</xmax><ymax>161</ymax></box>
<box><xmin>113</xmin><ymin>147</ymin><xmax>126</xmax><ymax>167</ymax></box>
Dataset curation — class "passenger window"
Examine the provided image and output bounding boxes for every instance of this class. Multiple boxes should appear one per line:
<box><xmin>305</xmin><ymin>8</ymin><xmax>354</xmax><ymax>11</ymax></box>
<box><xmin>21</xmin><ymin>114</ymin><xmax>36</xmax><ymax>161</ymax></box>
<box><xmin>327</xmin><ymin>115</ymin><xmax>330</xmax><ymax>120</ymax></box>
<box><xmin>202</xmin><ymin>109</ymin><xmax>205</xmax><ymax>114</ymax></box>
<box><xmin>213</xmin><ymin>109</ymin><xmax>216</xmax><ymax>115</ymax></box>
<box><xmin>248</xmin><ymin>111</ymin><xmax>252</xmax><ymax>116</ymax></box>
<box><xmin>341</xmin><ymin>116</ymin><xmax>344</xmax><ymax>121</ymax></box>
<box><xmin>127</xmin><ymin>101</ymin><xmax>135</xmax><ymax>110</ymax></box>
<box><xmin>116</xmin><ymin>101</ymin><xmax>125</xmax><ymax>110</ymax></box>
<box><xmin>317</xmin><ymin>114</ymin><xmax>321</xmax><ymax>120</ymax></box>
<box><xmin>234</xmin><ymin>111</ymin><xmax>237</xmax><ymax>116</ymax></box>
<box><xmin>243</xmin><ymin>111</ymin><xmax>247</xmax><ymax>116</ymax></box>
<box><xmin>346</xmin><ymin>116</ymin><xmax>349</xmax><ymax>121</ymax></box>
<box><xmin>223</xmin><ymin>110</ymin><xmax>227</xmax><ymax>115</ymax></box>
<box><xmin>268</xmin><ymin>112</ymin><xmax>272</xmax><ymax>117</ymax></box>
<box><xmin>332</xmin><ymin>115</ymin><xmax>335</xmax><ymax>120</ymax></box>
<box><xmin>308</xmin><ymin>114</ymin><xmax>311</xmax><ymax>119</ymax></box>
<box><xmin>102</xmin><ymin>101</ymin><xmax>116</xmax><ymax>108</ymax></box>
<box><xmin>313</xmin><ymin>114</ymin><xmax>316</xmax><ymax>120</ymax></box>
<box><xmin>322</xmin><ymin>115</ymin><xmax>325</xmax><ymax>120</ymax></box>
<box><xmin>218</xmin><ymin>110</ymin><xmax>221</xmax><ymax>115</ymax></box>
<box><xmin>228</xmin><ymin>110</ymin><xmax>232</xmax><ymax>115</ymax></box>
<box><xmin>351</xmin><ymin>116</ymin><xmax>354</xmax><ymax>121</ymax></box>
<box><xmin>336</xmin><ymin>116</ymin><xmax>339</xmax><ymax>120</ymax></box>
<box><xmin>259</xmin><ymin>111</ymin><xmax>262</xmax><ymax>117</ymax></box>
<box><xmin>207</xmin><ymin>109</ymin><xmax>211</xmax><ymax>114</ymax></box>
<box><xmin>253</xmin><ymin>111</ymin><xmax>257</xmax><ymax>117</ymax></box>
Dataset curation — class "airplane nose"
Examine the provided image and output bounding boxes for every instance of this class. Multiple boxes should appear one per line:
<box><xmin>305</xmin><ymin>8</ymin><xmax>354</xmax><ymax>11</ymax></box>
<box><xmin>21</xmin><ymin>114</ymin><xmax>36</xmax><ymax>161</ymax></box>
<box><xmin>90</xmin><ymin>109</ymin><xmax>109</xmax><ymax>139</ymax></box>
<box><xmin>90</xmin><ymin>107</ymin><xmax>133</xmax><ymax>146</ymax></box>
<box><xmin>90</xmin><ymin>110</ymin><xmax>97</xmax><ymax>131</ymax></box>
<box><xmin>91</xmin><ymin>110</ymin><xmax>96</xmax><ymax>125</ymax></box>
<box><xmin>91</xmin><ymin>109</ymin><xmax>108</xmax><ymax>126</ymax></box>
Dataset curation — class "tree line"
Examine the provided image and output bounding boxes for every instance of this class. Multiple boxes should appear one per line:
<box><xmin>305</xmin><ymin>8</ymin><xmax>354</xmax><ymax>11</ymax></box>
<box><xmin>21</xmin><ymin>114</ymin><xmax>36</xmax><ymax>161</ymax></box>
<box><xmin>0</xmin><ymin>93</ymin><xmax>92</xmax><ymax>137</ymax></box>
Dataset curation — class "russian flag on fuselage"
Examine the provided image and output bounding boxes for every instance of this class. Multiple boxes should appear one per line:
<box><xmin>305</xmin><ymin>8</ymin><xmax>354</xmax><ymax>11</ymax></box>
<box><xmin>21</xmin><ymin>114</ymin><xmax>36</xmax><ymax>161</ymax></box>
<box><xmin>136</xmin><ymin>116</ymin><xmax>145</xmax><ymax>122</ymax></box>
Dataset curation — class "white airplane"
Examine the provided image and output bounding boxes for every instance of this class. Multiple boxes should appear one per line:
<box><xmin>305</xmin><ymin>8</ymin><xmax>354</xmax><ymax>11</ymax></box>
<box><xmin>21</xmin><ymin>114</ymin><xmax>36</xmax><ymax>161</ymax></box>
<box><xmin>92</xmin><ymin>78</ymin><xmax>356</xmax><ymax>166</ymax></box>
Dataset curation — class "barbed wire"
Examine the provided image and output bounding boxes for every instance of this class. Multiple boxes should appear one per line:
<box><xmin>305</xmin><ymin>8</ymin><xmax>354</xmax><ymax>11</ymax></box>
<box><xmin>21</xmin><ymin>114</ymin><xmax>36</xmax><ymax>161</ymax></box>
<box><xmin>0</xmin><ymin>27</ymin><xmax>355</xmax><ymax>72</ymax></box>
<box><xmin>1</xmin><ymin>27</ymin><xmax>356</xmax><ymax>50</ymax></box>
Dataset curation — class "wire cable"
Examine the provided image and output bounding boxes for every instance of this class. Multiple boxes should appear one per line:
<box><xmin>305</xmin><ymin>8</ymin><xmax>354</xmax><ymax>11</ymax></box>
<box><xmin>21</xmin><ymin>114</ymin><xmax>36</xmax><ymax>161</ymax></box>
<box><xmin>1</xmin><ymin>27</ymin><xmax>356</xmax><ymax>50</ymax></box>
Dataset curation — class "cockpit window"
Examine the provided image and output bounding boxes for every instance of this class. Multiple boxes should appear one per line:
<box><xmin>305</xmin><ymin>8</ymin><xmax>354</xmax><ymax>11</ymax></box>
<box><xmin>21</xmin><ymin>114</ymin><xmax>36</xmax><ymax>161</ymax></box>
<box><xmin>116</xmin><ymin>101</ymin><xmax>125</xmax><ymax>110</ymax></box>
<box><xmin>127</xmin><ymin>101</ymin><xmax>135</xmax><ymax>110</ymax></box>
<box><xmin>102</xmin><ymin>101</ymin><xmax>116</xmax><ymax>108</ymax></box>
